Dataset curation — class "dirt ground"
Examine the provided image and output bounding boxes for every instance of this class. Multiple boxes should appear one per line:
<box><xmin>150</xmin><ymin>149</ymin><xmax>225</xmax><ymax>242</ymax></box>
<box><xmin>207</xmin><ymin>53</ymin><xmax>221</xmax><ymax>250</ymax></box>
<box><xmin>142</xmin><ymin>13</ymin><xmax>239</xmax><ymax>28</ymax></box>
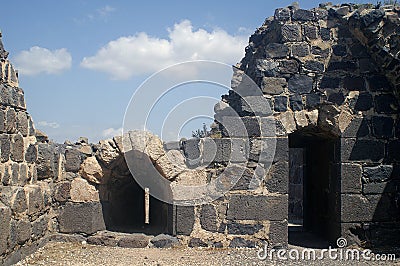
<box><xmin>15</xmin><ymin>241</ymin><xmax>399</xmax><ymax>266</ymax></box>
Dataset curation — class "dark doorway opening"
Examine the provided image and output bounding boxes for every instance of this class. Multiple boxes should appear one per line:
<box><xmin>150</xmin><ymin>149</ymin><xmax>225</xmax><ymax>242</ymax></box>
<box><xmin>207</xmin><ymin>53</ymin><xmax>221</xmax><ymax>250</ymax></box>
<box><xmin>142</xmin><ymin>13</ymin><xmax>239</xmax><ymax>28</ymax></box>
<box><xmin>100</xmin><ymin>176</ymin><xmax>172</xmax><ymax>235</ymax></box>
<box><xmin>288</xmin><ymin>130</ymin><xmax>340</xmax><ymax>247</ymax></box>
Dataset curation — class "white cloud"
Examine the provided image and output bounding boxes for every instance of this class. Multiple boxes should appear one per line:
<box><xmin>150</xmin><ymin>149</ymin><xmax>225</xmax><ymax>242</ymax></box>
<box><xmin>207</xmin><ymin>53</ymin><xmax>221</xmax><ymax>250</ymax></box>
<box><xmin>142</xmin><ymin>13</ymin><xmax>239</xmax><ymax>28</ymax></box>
<box><xmin>14</xmin><ymin>47</ymin><xmax>72</xmax><ymax>76</ymax></box>
<box><xmin>37</xmin><ymin>121</ymin><xmax>60</xmax><ymax>129</ymax></box>
<box><xmin>97</xmin><ymin>5</ymin><xmax>116</xmax><ymax>17</ymax></box>
<box><xmin>74</xmin><ymin>5</ymin><xmax>116</xmax><ymax>24</ymax></box>
<box><xmin>81</xmin><ymin>20</ymin><xmax>248</xmax><ymax>80</ymax></box>
<box><xmin>102</xmin><ymin>127</ymin><xmax>122</xmax><ymax>138</ymax></box>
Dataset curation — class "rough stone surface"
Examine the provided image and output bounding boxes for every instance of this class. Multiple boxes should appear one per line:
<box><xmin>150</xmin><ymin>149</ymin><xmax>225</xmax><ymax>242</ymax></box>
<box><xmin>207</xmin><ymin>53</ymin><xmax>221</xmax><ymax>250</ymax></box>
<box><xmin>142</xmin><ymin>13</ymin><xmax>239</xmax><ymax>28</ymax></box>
<box><xmin>79</xmin><ymin>156</ymin><xmax>106</xmax><ymax>184</ymax></box>
<box><xmin>70</xmin><ymin>177</ymin><xmax>99</xmax><ymax>202</ymax></box>
<box><xmin>227</xmin><ymin>194</ymin><xmax>287</xmax><ymax>221</ymax></box>
<box><xmin>150</xmin><ymin>234</ymin><xmax>179</xmax><ymax>248</ymax></box>
<box><xmin>200</xmin><ymin>204</ymin><xmax>218</xmax><ymax>232</ymax></box>
<box><xmin>58</xmin><ymin>202</ymin><xmax>106</xmax><ymax>235</ymax></box>
<box><xmin>0</xmin><ymin>204</ymin><xmax>11</xmax><ymax>255</ymax></box>
<box><xmin>363</xmin><ymin>165</ymin><xmax>393</xmax><ymax>183</ymax></box>
<box><xmin>176</xmin><ymin>206</ymin><xmax>194</xmax><ymax>235</ymax></box>
<box><xmin>118</xmin><ymin>234</ymin><xmax>149</xmax><ymax>248</ymax></box>
<box><xmin>288</xmin><ymin>75</ymin><xmax>313</xmax><ymax>94</ymax></box>
<box><xmin>261</xmin><ymin>77</ymin><xmax>287</xmax><ymax>95</ymax></box>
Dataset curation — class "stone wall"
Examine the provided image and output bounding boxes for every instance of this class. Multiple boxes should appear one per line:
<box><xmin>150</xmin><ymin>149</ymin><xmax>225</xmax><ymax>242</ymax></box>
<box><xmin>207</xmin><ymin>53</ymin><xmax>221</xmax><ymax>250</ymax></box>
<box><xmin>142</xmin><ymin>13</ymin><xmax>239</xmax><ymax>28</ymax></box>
<box><xmin>0</xmin><ymin>35</ymin><xmax>48</xmax><ymax>265</ymax></box>
<box><xmin>212</xmin><ymin>2</ymin><xmax>400</xmax><ymax>247</ymax></box>
<box><xmin>0</xmin><ymin>3</ymin><xmax>399</xmax><ymax>264</ymax></box>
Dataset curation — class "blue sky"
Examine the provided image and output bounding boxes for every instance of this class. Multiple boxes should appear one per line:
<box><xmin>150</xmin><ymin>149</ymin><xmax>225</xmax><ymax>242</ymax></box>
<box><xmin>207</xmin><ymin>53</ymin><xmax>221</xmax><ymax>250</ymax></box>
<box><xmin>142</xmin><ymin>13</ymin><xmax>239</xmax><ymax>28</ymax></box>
<box><xmin>0</xmin><ymin>0</ymin><xmax>356</xmax><ymax>143</ymax></box>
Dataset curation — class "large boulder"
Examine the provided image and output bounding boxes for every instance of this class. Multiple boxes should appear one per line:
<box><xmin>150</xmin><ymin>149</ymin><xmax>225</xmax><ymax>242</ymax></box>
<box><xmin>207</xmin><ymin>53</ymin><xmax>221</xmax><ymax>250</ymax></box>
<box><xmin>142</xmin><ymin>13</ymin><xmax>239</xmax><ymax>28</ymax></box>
<box><xmin>79</xmin><ymin>156</ymin><xmax>108</xmax><ymax>184</ymax></box>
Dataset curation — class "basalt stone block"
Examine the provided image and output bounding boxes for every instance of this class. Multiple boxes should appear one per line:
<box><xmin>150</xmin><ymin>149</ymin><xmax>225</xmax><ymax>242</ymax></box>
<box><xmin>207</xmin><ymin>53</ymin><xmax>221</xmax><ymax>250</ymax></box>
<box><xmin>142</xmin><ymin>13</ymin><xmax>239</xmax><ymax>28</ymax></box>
<box><xmin>176</xmin><ymin>205</ymin><xmax>194</xmax><ymax>235</ymax></box>
<box><xmin>249</xmin><ymin>138</ymin><xmax>276</xmax><ymax>163</ymax></box>
<box><xmin>350</xmin><ymin>43</ymin><xmax>369</xmax><ymax>58</ymax></box>
<box><xmin>375</xmin><ymin>94</ymin><xmax>398</xmax><ymax>114</ymax></box>
<box><xmin>305</xmin><ymin>94</ymin><xmax>321</xmax><ymax>108</ymax></box>
<box><xmin>291</xmin><ymin>43</ymin><xmax>309</xmax><ymax>57</ymax></box>
<box><xmin>274</xmin><ymin>96</ymin><xmax>288</xmax><ymax>112</ymax></box>
<box><xmin>5</xmin><ymin>108</ymin><xmax>16</xmax><ymax>133</ymax></box>
<box><xmin>227</xmin><ymin>117</ymin><xmax>262</xmax><ymax>137</ymax></box>
<box><xmin>11</xmin><ymin>163</ymin><xmax>19</xmax><ymax>186</ymax></box>
<box><xmin>0</xmin><ymin>204</ymin><xmax>11</xmax><ymax>255</ymax></box>
<box><xmin>288</xmin><ymin>75</ymin><xmax>313</xmax><ymax>94</ymax></box>
<box><xmin>362</xmin><ymin>9</ymin><xmax>385</xmax><ymax>27</ymax></box>
<box><xmin>344</xmin><ymin>76</ymin><xmax>365</xmax><ymax>91</ymax></box>
<box><xmin>364</xmin><ymin>165</ymin><xmax>393</xmax><ymax>183</ymax></box>
<box><xmin>0</xmin><ymin>108</ymin><xmax>5</xmax><ymax>133</ymax></box>
<box><xmin>342</xmin><ymin>117</ymin><xmax>369</xmax><ymax>138</ymax></box>
<box><xmin>388</xmin><ymin>140</ymin><xmax>400</xmax><ymax>162</ymax></box>
<box><xmin>32</xmin><ymin>215</ymin><xmax>48</xmax><ymax>240</ymax></box>
<box><xmin>311</xmin><ymin>46</ymin><xmax>330</xmax><ymax>57</ymax></box>
<box><xmin>363</xmin><ymin>181</ymin><xmax>397</xmax><ymax>194</ymax></box>
<box><xmin>229</xmin><ymin>237</ymin><xmax>255</xmax><ymax>248</ymax></box>
<box><xmin>189</xmin><ymin>238</ymin><xmax>208</xmax><ymax>247</ymax></box>
<box><xmin>278</xmin><ymin>59</ymin><xmax>300</xmax><ymax>74</ymax></box>
<box><xmin>315</xmin><ymin>8</ymin><xmax>328</xmax><ymax>20</ymax></box>
<box><xmin>87</xmin><ymin>234</ymin><xmax>118</xmax><ymax>247</ymax></box>
<box><xmin>304</xmin><ymin>60</ymin><xmax>324</xmax><ymax>73</ymax></box>
<box><xmin>202</xmin><ymin>138</ymin><xmax>228</xmax><ymax>164</ymax></box>
<box><xmin>36</xmin><ymin>143</ymin><xmax>56</xmax><ymax>179</ymax></box>
<box><xmin>265</xmin><ymin>43</ymin><xmax>289</xmax><ymax>59</ymax></box>
<box><xmin>151</xmin><ymin>234</ymin><xmax>179</xmax><ymax>248</ymax></box>
<box><xmin>0</xmin><ymin>134</ymin><xmax>11</xmax><ymax>162</ymax></box>
<box><xmin>328</xmin><ymin>92</ymin><xmax>345</xmax><ymax>105</ymax></box>
<box><xmin>65</xmin><ymin>148</ymin><xmax>82</xmax><ymax>172</ymax></box>
<box><xmin>16</xmin><ymin>111</ymin><xmax>29</xmax><ymax>137</ymax></box>
<box><xmin>333</xmin><ymin>45</ymin><xmax>347</xmax><ymax>56</ymax></box>
<box><xmin>289</xmin><ymin>94</ymin><xmax>303</xmax><ymax>111</ymax></box>
<box><xmin>24</xmin><ymin>185</ymin><xmax>44</xmax><ymax>215</ymax></box>
<box><xmin>281</xmin><ymin>24</ymin><xmax>301</xmax><ymax>42</ymax></box>
<box><xmin>261</xmin><ymin>77</ymin><xmax>287</xmax><ymax>95</ymax></box>
<box><xmin>9</xmin><ymin>187</ymin><xmax>28</xmax><ymax>214</ymax></box>
<box><xmin>320</xmin><ymin>28</ymin><xmax>331</xmax><ymax>41</ymax></box>
<box><xmin>354</xmin><ymin>92</ymin><xmax>373</xmax><ymax>111</ymax></box>
<box><xmin>256</xmin><ymin>59</ymin><xmax>279</xmax><ymax>77</ymax></box>
<box><xmin>274</xmin><ymin>8</ymin><xmax>291</xmax><ymax>21</ymax></box>
<box><xmin>163</xmin><ymin>141</ymin><xmax>180</xmax><ymax>151</ymax></box>
<box><xmin>269</xmin><ymin>220</ymin><xmax>288</xmax><ymax>247</ymax></box>
<box><xmin>303</xmin><ymin>25</ymin><xmax>318</xmax><ymax>39</ymax></box>
<box><xmin>265</xmin><ymin>161</ymin><xmax>289</xmax><ymax>193</ymax></box>
<box><xmin>227</xmin><ymin>222</ymin><xmax>262</xmax><ymax>235</ymax></box>
<box><xmin>292</xmin><ymin>9</ymin><xmax>315</xmax><ymax>21</ymax></box>
<box><xmin>54</xmin><ymin>181</ymin><xmax>71</xmax><ymax>202</ymax></box>
<box><xmin>320</xmin><ymin>76</ymin><xmax>340</xmax><ymax>89</ymax></box>
<box><xmin>227</xmin><ymin>194</ymin><xmax>288</xmax><ymax>221</ymax></box>
<box><xmin>25</xmin><ymin>144</ymin><xmax>37</xmax><ymax>163</ymax></box>
<box><xmin>327</xmin><ymin>61</ymin><xmax>357</xmax><ymax>71</ymax></box>
<box><xmin>11</xmin><ymin>133</ymin><xmax>24</xmax><ymax>162</ymax></box>
<box><xmin>274</xmin><ymin>137</ymin><xmax>289</xmax><ymax>162</ymax></box>
<box><xmin>118</xmin><ymin>234</ymin><xmax>149</xmax><ymax>248</ymax></box>
<box><xmin>230</xmin><ymin>138</ymin><xmax>249</xmax><ymax>163</ymax></box>
<box><xmin>341</xmin><ymin>139</ymin><xmax>384</xmax><ymax>162</ymax></box>
<box><xmin>341</xmin><ymin>194</ymin><xmax>392</xmax><ymax>222</ymax></box>
<box><xmin>372</xmin><ymin>116</ymin><xmax>394</xmax><ymax>139</ymax></box>
<box><xmin>15</xmin><ymin>219</ymin><xmax>31</xmax><ymax>245</ymax></box>
<box><xmin>341</xmin><ymin>163</ymin><xmax>362</xmax><ymax>193</ymax></box>
<box><xmin>368</xmin><ymin>75</ymin><xmax>391</xmax><ymax>92</ymax></box>
<box><xmin>58</xmin><ymin>202</ymin><xmax>106</xmax><ymax>235</ymax></box>
<box><xmin>200</xmin><ymin>204</ymin><xmax>217</xmax><ymax>232</ymax></box>
<box><xmin>240</xmin><ymin>96</ymin><xmax>272</xmax><ymax>116</ymax></box>
<box><xmin>230</xmin><ymin>166</ymin><xmax>257</xmax><ymax>190</ymax></box>
<box><xmin>182</xmin><ymin>138</ymin><xmax>201</xmax><ymax>167</ymax></box>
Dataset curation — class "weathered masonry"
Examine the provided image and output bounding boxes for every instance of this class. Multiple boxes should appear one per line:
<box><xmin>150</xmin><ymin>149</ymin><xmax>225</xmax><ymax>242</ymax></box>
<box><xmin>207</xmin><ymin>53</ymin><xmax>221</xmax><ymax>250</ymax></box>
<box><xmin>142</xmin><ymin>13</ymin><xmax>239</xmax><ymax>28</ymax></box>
<box><xmin>0</xmin><ymin>3</ymin><xmax>399</xmax><ymax>265</ymax></box>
